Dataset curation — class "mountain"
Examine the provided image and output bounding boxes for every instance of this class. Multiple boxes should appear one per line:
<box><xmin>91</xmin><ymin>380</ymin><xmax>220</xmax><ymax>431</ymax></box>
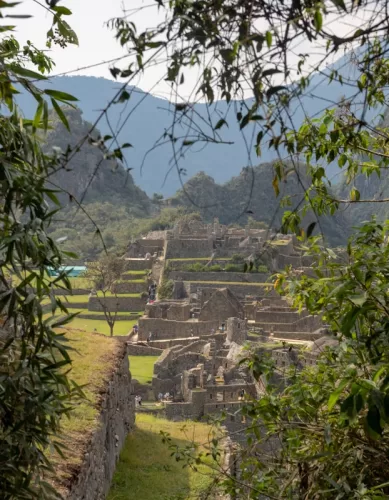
<box><xmin>42</xmin><ymin>107</ymin><xmax>153</xmax><ymax>260</ymax></box>
<box><xmin>169</xmin><ymin>164</ymin><xmax>349</xmax><ymax>246</ymax></box>
<box><xmin>15</xmin><ymin>50</ymin><xmax>378</xmax><ymax>196</ymax></box>
<box><xmin>335</xmin><ymin>106</ymin><xmax>389</xmax><ymax>227</ymax></box>
<box><xmin>44</xmin><ymin>107</ymin><xmax>151</xmax><ymax>214</ymax></box>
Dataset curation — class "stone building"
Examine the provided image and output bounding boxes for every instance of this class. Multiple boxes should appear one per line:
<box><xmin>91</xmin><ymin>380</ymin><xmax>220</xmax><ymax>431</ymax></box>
<box><xmin>151</xmin><ymin>317</ymin><xmax>256</xmax><ymax>421</ymax></box>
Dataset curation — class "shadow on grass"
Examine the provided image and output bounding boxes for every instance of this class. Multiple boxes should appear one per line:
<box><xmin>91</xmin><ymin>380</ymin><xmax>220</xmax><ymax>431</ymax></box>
<box><xmin>108</xmin><ymin>421</ymin><xmax>214</xmax><ymax>500</ymax></box>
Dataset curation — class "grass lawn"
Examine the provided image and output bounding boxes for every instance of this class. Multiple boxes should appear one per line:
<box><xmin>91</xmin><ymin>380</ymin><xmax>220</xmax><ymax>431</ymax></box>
<box><xmin>65</xmin><ymin>308</ymin><xmax>142</xmax><ymax>317</ymax></box>
<box><xmin>129</xmin><ymin>356</ymin><xmax>159</xmax><ymax>384</ymax></box>
<box><xmin>122</xmin><ymin>270</ymin><xmax>147</xmax><ymax>275</ymax></box>
<box><xmin>53</xmin><ymin>329</ymin><xmax>120</xmax><ymax>493</ymax></box>
<box><xmin>108</xmin><ymin>414</ymin><xmax>219</xmax><ymax>500</ymax></box>
<box><xmin>65</xmin><ymin>317</ymin><xmax>138</xmax><ymax>336</ymax></box>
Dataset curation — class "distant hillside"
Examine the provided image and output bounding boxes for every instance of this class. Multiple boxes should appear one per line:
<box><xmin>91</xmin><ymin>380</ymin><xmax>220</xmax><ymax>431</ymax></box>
<box><xmin>15</xmin><ymin>49</ymin><xmax>379</xmax><ymax>196</ymax></box>
<box><xmin>169</xmin><ymin>164</ymin><xmax>349</xmax><ymax>246</ymax></box>
<box><xmin>336</xmin><ymin>106</ymin><xmax>389</xmax><ymax>226</ymax></box>
<box><xmin>43</xmin><ymin>108</ymin><xmax>153</xmax><ymax>260</ymax></box>
<box><xmin>45</xmin><ymin>107</ymin><xmax>151</xmax><ymax>214</ymax></box>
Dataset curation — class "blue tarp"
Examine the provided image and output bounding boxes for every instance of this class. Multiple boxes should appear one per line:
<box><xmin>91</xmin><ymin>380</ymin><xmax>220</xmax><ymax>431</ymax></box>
<box><xmin>47</xmin><ymin>266</ymin><xmax>86</xmax><ymax>277</ymax></box>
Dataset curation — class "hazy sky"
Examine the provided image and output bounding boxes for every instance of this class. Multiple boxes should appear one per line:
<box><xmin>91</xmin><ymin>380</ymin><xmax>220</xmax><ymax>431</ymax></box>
<box><xmin>14</xmin><ymin>0</ymin><xmax>366</xmax><ymax>100</ymax></box>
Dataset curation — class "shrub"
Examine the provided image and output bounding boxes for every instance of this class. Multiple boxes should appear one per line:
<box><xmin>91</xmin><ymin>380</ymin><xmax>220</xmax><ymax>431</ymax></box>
<box><xmin>184</xmin><ymin>263</ymin><xmax>206</xmax><ymax>272</ymax></box>
<box><xmin>225</xmin><ymin>263</ymin><xmax>244</xmax><ymax>272</ymax></box>
<box><xmin>207</xmin><ymin>264</ymin><xmax>222</xmax><ymax>272</ymax></box>
<box><xmin>257</xmin><ymin>265</ymin><xmax>268</xmax><ymax>273</ymax></box>
<box><xmin>158</xmin><ymin>278</ymin><xmax>174</xmax><ymax>299</ymax></box>
<box><xmin>231</xmin><ymin>253</ymin><xmax>245</xmax><ymax>263</ymax></box>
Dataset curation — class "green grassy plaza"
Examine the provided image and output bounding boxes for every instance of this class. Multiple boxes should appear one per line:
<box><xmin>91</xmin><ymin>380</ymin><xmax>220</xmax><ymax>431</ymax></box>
<box><xmin>108</xmin><ymin>414</ymin><xmax>218</xmax><ymax>500</ymax></box>
<box><xmin>128</xmin><ymin>356</ymin><xmax>159</xmax><ymax>384</ymax></box>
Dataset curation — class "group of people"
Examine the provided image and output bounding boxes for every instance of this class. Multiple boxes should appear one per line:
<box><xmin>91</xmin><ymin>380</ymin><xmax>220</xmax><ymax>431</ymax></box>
<box><xmin>158</xmin><ymin>391</ymin><xmax>174</xmax><ymax>402</ymax></box>
<box><xmin>147</xmin><ymin>282</ymin><xmax>157</xmax><ymax>303</ymax></box>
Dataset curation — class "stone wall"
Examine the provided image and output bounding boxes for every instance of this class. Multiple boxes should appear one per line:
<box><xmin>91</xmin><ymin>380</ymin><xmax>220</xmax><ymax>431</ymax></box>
<box><xmin>78</xmin><ymin>313</ymin><xmax>140</xmax><ymax>321</ymax></box>
<box><xmin>52</xmin><ymin>288</ymin><xmax>90</xmax><ymax>295</ymax></box>
<box><xmin>138</xmin><ymin>317</ymin><xmax>219</xmax><ymax>341</ymax></box>
<box><xmin>88</xmin><ymin>296</ymin><xmax>147</xmax><ymax>312</ymax></box>
<box><xmin>65</xmin><ymin>343</ymin><xmax>135</xmax><ymax>500</ymax></box>
<box><xmin>165</xmin><ymin>238</ymin><xmax>213</xmax><ymax>259</ymax></box>
<box><xmin>255</xmin><ymin>309</ymin><xmax>308</xmax><ymax>323</ymax></box>
<box><xmin>205</xmin><ymin>383</ymin><xmax>256</xmax><ymax>403</ymax></box>
<box><xmin>127</xmin><ymin>343</ymin><xmax>163</xmax><ymax>356</ymax></box>
<box><xmin>188</xmin><ymin>282</ymin><xmax>274</xmax><ymax>299</ymax></box>
<box><xmin>124</xmin><ymin>259</ymin><xmax>152</xmax><ymax>271</ymax></box>
<box><xmin>145</xmin><ymin>301</ymin><xmax>191</xmax><ymax>321</ymax></box>
<box><xmin>254</xmin><ymin>315</ymin><xmax>321</xmax><ymax>334</ymax></box>
<box><xmin>226</xmin><ymin>317</ymin><xmax>247</xmax><ymax>345</ymax></box>
<box><xmin>167</xmin><ymin>271</ymin><xmax>270</xmax><ymax>283</ymax></box>
<box><xmin>199</xmin><ymin>291</ymin><xmax>242</xmax><ymax>323</ymax></box>
<box><xmin>111</xmin><ymin>281</ymin><xmax>146</xmax><ymax>294</ymax></box>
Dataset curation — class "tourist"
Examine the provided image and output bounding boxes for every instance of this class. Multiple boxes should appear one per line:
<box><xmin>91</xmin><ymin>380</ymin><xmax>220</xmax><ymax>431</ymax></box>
<box><xmin>158</xmin><ymin>392</ymin><xmax>163</xmax><ymax>402</ymax></box>
<box><xmin>239</xmin><ymin>389</ymin><xmax>245</xmax><ymax>400</ymax></box>
<box><xmin>134</xmin><ymin>324</ymin><xmax>138</xmax><ymax>334</ymax></box>
<box><xmin>145</xmin><ymin>252</ymin><xmax>151</xmax><ymax>260</ymax></box>
<box><xmin>211</xmin><ymin>328</ymin><xmax>215</xmax><ymax>335</ymax></box>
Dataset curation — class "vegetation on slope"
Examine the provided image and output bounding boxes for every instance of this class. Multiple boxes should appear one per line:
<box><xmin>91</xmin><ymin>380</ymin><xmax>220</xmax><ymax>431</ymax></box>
<box><xmin>108</xmin><ymin>414</ymin><xmax>218</xmax><ymax>500</ymax></box>
<box><xmin>53</xmin><ymin>330</ymin><xmax>119</xmax><ymax>494</ymax></box>
<box><xmin>169</xmin><ymin>164</ymin><xmax>349</xmax><ymax>245</ymax></box>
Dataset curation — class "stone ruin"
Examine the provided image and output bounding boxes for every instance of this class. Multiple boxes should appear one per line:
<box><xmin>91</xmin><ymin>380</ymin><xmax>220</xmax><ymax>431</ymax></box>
<box><xmin>152</xmin><ymin>318</ymin><xmax>257</xmax><ymax>425</ymax></box>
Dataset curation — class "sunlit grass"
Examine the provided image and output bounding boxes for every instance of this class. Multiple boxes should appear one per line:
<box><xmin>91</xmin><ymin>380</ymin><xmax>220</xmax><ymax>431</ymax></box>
<box><xmin>53</xmin><ymin>329</ymin><xmax>119</xmax><ymax>490</ymax></box>
<box><xmin>65</xmin><ymin>317</ymin><xmax>138</xmax><ymax>336</ymax></box>
<box><xmin>129</xmin><ymin>356</ymin><xmax>159</xmax><ymax>384</ymax></box>
<box><xmin>108</xmin><ymin>414</ymin><xmax>219</xmax><ymax>500</ymax></box>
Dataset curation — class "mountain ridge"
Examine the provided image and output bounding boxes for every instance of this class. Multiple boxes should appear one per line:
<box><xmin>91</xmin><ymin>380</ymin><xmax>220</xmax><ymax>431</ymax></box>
<box><xmin>15</xmin><ymin>48</ymin><xmax>377</xmax><ymax>196</ymax></box>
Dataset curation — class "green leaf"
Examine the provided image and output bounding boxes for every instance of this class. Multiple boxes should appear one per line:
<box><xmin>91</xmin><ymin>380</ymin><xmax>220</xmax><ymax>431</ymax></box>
<box><xmin>220</xmin><ymin>49</ymin><xmax>235</xmax><ymax>64</ymax></box>
<box><xmin>215</xmin><ymin>119</ymin><xmax>228</xmax><ymax>130</ymax></box>
<box><xmin>314</xmin><ymin>10</ymin><xmax>323</xmax><ymax>31</ymax></box>
<box><xmin>330</xmin><ymin>0</ymin><xmax>347</xmax><ymax>11</ymax></box>
<box><xmin>328</xmin><ymin>379</ymin><xmax>348</xmax><ymax>410</ymax></box>
<box><xmin>306</xmin><ymin>222</ymin><xmax>316</xmax><ymax>238</ymax></box>
<box><xmin>57</xmin><ymin>18</ymin><xmax>79</xmax><ymax>45</ymax></box>
<box><xmin>366</xmin><ymin>405</ymin><xmax>383</xmax><ymax>438</ymax></box>
<box><xmin>267</xmin><ymin>86</ymin><xmax>287</xmax><ymax>99</ymax></box>
<box><xmin>272</xmin><ymin>176</ymin><xmax>279</xmax><ymax>197</ymax></box>
<box><xmin>262</xmin><ymin>68</ymin><xmax>282</xmax><ymax>77</ymax></box>
<box><xmin>8</xmin><ymin>65</ymin><xmax>47</xmax><ymax>80</ymax></box>
<box><xmin>348</xmin><ymin>294</ymin><xmax>366</xmax><ymax>306</ymax></box>
<box><xmin>52</xmin><ymin>5</ymin><xmax>72</xmax><ymax>15</ymax></box>
<box><xmin>118</xmin><ymin>90</ymin><xmax>130</xmax><ymax>103</ymax></box>
<box><xmin>51</xmin><ymin>98</ymin><xmax>70</xmax><ymax>131</ymax></box>
<box><xmin>44</xmin><ymin>89</ymin><xmax>78</xmax><ymax>102</ymax></box>
<box><xmin>265</xmin><ymin>31</ymin><xmax>272</xmax><ymax>48</ymax></box>
<box><xmin>350</xmin><ymin>188</ymin><xmax>360</xmax><ymax>202</ymax></box>
<box><xmin>33</xmin><ymin>99</ymin><xmax>44</xmax><ymax>129</ymax></box>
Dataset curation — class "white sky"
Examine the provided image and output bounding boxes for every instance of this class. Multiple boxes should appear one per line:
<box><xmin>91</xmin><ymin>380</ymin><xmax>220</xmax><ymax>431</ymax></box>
<box><xmin>12</xmin><ymin>0</ymin><xmax>369</xmax><ymax>100</ymax></box>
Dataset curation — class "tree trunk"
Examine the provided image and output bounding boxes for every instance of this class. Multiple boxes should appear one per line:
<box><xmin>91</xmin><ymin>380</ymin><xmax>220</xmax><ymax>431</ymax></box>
<box><xmin>109</xmin><ymin>323</ymin><xmax>114</xmax><ymax>337</ymax></box>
